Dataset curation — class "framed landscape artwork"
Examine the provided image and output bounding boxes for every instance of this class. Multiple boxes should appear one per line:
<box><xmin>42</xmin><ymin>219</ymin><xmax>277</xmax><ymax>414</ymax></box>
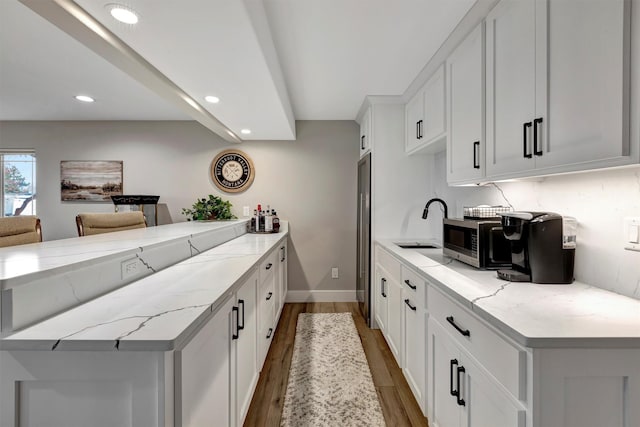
<box><xmin>60</xmin><ymin>160</ymin><xmax>123</xmax><ymax>202</ymax></box>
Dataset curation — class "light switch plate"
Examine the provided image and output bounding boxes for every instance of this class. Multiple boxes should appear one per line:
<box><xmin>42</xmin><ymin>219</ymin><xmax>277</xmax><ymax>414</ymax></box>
<box><xmin>331</xmin><ymin>267</ymin><xmax>339</xmax><ymax>279</ymax></box>
<box><xmin>623</xmin><ymin>217</ymin><xmax>640</xmax><ymax>252</ymax></box>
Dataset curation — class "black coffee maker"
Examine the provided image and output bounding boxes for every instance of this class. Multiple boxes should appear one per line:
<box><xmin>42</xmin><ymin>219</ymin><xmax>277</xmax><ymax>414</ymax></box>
<box><xmin>497</xmin><ymin>212</ymin><xmax>575</xmax><ymax>284</ymax></box>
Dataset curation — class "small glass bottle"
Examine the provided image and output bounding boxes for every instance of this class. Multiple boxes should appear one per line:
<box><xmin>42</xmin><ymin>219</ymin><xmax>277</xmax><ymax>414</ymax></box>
<box><xmin>272</xmin><ymin>210</ymin><xmax>280</xmax><ymax>232</ymax></box>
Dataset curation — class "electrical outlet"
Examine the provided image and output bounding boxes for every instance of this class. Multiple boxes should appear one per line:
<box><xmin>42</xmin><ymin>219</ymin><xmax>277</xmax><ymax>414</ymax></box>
<box><xmin>243</xmin><ymin>206</ymin><xmax>251</xmax><ymax>217</ymax></box>
<box><xmin>624</xmin><ymin>217</ymin><xmax>640</xmax><ymax>252</ymax></box>
<box><xmin>331</xmin><ymin>267</ymin><xmax>339</xmax><ymax>279</ymax></box>
<box><xmin>121</xmin><ymin>258</ymin><xmax>139</xmax><ymax>279</ymax></box>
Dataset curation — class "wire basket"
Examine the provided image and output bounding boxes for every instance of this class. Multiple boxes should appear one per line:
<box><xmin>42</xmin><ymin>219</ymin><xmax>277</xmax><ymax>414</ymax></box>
<box><xmin>463</xmin><ymin>205</ymin><xmax>513</xmax><ymax>219</ymax></box>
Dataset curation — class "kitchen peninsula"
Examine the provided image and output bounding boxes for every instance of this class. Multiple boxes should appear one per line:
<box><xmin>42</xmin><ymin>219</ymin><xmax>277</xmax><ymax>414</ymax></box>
<box><xmin>0</xmin><ymin>220</ymin><xmax>289</xmax><ymax>426</ymax></box>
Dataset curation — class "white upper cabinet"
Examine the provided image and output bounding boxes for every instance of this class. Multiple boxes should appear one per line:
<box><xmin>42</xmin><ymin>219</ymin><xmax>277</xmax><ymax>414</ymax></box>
<box><xmin>447</xmin><ymin>23</ymin><xmax>485</xmax><ymax>184</ymax></box>
<box><xmin>486</xmin><ymin>0</ymin><xmax>632</xmax><ymax>180</ymax></box>
<box><xmin>406</xmin><ymin>64</ymin><xmax>447</xmax><ymax>155</ymax></box>
<box><xmin>359</xmin><ymin>107</ymin><xmax>372</xmax><ymax>157</ymax></box>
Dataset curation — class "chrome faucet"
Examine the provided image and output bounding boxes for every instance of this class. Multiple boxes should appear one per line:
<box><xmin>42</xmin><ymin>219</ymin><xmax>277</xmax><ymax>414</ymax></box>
<box><xmin>422</xmin><ymin>198</ymin><xmax>448</xmax><ymax>220</ymax></box>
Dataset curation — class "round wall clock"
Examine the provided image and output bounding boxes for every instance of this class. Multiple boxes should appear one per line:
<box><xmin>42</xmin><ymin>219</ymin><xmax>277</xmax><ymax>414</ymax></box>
<box><xmin>211</xmin><ymin>149</ymin><xmax>255</xmax><ymax>193</ymax></box>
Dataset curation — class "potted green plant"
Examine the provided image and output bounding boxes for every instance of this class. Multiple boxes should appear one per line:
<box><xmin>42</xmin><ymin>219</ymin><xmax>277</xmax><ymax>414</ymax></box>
<box><xmin>182</xmin><ymin>194</ymin><xmax>237</xmax><ymax>221</ymax></box>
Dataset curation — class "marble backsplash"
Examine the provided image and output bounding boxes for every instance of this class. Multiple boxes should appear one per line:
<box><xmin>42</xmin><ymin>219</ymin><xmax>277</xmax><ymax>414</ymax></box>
<box><xmin>425</xmin><ymin>152</ymin><xmax>640</xmax><ymax>300</ymax></box>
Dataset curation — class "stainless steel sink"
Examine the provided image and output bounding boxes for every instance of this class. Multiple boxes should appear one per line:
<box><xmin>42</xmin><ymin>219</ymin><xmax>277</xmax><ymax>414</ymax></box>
<box><xmin>395</xmin><ymin>242</ymin><xmax>438</xmax><ymax>249</ymax></box>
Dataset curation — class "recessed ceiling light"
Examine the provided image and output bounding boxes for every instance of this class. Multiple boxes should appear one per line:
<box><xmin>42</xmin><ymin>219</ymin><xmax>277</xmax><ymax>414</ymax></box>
<box><xmin>240</xmin><ymin>129</ymin><xmax>251</xmax><ymax>135</ymax></box>
<box><xmin>204</xmin><ymin>95</ymin><xmax>220</xmax><ymax>104</ymax></box>
<box><xmin>74</xmin><ymin>95</ymin><xmax>95</xmax><ymax>103</ymax></box>
<box><xmin>107</xmin><ymin>4</ymin><xmax>139</xmax><ymax>24</ymax></box>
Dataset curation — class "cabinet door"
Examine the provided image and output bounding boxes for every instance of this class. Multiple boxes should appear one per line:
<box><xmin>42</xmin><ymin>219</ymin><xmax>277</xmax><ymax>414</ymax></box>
<box><xmin>423</xmin><ymin>64</ymin><xmax>446</xmax><ymax>143</ymax></box>
<box><xmin>402</xmin><ymin>288</ymin><xmax>426</xmax><ymax>413</ymax></box>
<box><xmin>385</xmin><ymin>275</ymin><xmax>403</xmax><ymax>366</ymax></box>
<box><xmin>360</xmin><ymin>107</ymin><xmax>372</xmax><ymax>156</ymax></box>
<box><xmin>485</xmin><ymin>0</ymin><xmax>537</xmax><ymax>178</ymax></box>
<box><xmin>534</xmin><ymin>0</ymin><xmax>630</xmax><ymax>171</ymax></box>
<box><xmin>428</xmin><ymin>318</ymin><xmax>461</xmax><ymax>427</ymax></box>
<box><xmin>235</xmin><ymin>272</ymin><xmax>258</xmax><ymax>425</ymax></box>
<box><xmin>462</xmin><ymin>353</ymin><xmax>526</xmax><ymax>427</ymax></box>
<box><xmin>447</xmin><ymin>23</ymin><xmax>484</xmax><ymax>184</ymax></box>
<box><xmin>405</xmin><ymin>89</ymin><xmax>424</xmax><ymax>153</ymax></box>
<box><xmin>374</xmin><ymin>267</ymin><xmax>388</xmax><ymax>332</ymax></box>
<box><xmin>276</xmin><ymin>243</ymin><xmax>287</xmax><ymax>321</ymax></box>
<box><xmin>178</xmin><ymin>296</ymin><xmax>234</xmax><ymax>427</ymax></box>
<box><xmin>257</xmin><ymin>274</ymin><xmax>275</xmax><ymax>369</ymax></box>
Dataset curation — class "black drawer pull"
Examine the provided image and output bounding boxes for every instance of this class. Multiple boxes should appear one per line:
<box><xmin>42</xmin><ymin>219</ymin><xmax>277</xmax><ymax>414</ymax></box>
<box><xmin>266</xmin><ymin>328</ymin><xmax>273</xmax><ymax>339</ymax></box>
<box><xmin>232</xmin><ymin>306</ymin><xmax>239</xmax><ymax>340</ymax></box>
<box><xmin>523</xmin><ymin>121</ymin><xmax>532</xmax><ymax>158</ymax></box>
<box><xmin>266</xmin><ymin>292</ymin><xmax>273</xmax><ymax>301</ymax></box>
<box><xmin>450</xmin><ymin>359</ymin><xmax>458</xmax><ymax>397</ymax></box>
<box><xmin>238</xmin><ymin>299</ymin><xmax>245</xmax><ymax>330</ymax></box>
<box><xmin>381</xmin><ymin>277</ymin><xmax>387</xmax><ymax>298</ymax></box>
<box><xmin>446</xmin><ymin>316</ymin><xmax>470</xmax><ymax>337</ymax></box>
<box><xmin>404</xmin><ymin>279</ymin><xmax>416</xmax><ymax>290</ymax></box>
<box><xmin>265</xmin><ymin>263</ymin><xmax>273</xmax><ymax>270</ymax></box>
<box><xmin>404</xmin><ymin>299</ymin><xmax>417</xmax><ymax>311</ymax></box>
<box><xmin>473</xmin><ymin>141</ymin><xmax>480</xmax><ymax>169</ymax></box>
<box><xmin>456</xmin><ymin>366</ymin><xmax>466</xmax><ymax>406</ymax></box>
<box><xmin>361</xmin><ymin>135</ymin><xmax>365</xmax><ymax>150</ymax></box>
<box><xmin>280</xmin><ymin>246</ymin><xmax>286</xmax><ymax>262</ymax></box>
<box><xmin>533</xmin><ymin>117</ymin><xmax>543</xmax><ymax>156</ymax></box>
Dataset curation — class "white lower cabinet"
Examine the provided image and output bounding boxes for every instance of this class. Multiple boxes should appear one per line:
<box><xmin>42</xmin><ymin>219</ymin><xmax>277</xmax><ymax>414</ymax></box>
<box><xmin>385</xmin><ymin>272</ymin><xmax>403</xmax><ymax>364</ymax></box>
<box><xmin>257</xmin><ymin>250</ymin><xmax>277</xmax><ymax>368</ymax></box>
<box><xmin>402</xmin><ymin>267</ymin><xmax>426</xmax><ymax>413</ymax></box>
<box><xmin>374</xmin><ymin>267</ymin><xmax>388</xmax><ymax>332</ymax></box>
<box><xmin>428</xmin><ymin>317</ymin><xmax>526</xmax><ymax>427</ymax></box>
<box><xmin>177</xmin><ymin>269</ymin><xmax>259</xmax><ymax>427</ymax></box>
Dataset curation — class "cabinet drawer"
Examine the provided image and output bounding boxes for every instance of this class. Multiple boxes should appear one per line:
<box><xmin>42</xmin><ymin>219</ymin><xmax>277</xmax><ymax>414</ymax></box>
<box><xmin>375</xmin><ymin>246</ymin><xmax>401</xmax><ymax>280</ymax></box>
<box><xmin>401</xmin><ymin>266</ymin><xmax>426</xmax><ymax>310</ymax></box>
<box><xmin>428</xmin><ymin>286</ymin><xmax>526</xmax><ymax>401</ymax></box>
<box><xmin>259</xmin><ymin>250</ymin><xmax>277</xmax><ymax>285</ymax></box>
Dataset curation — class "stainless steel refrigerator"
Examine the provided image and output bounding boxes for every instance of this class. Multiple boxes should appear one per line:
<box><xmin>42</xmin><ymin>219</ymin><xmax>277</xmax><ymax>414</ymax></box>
<box><xmin>357</xmin><ymin>153</ymin><xmax>371</xmax><ymax>326</ymax></box>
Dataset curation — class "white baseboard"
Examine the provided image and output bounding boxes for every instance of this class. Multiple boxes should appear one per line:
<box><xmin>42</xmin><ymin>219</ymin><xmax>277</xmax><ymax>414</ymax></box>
<box><xmin>285</xmin><ymin>290</ymin><xmax>357</xmax><ymax>303</ymax></box>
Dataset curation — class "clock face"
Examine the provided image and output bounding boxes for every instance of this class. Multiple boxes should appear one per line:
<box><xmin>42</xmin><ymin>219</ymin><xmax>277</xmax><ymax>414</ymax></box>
<box><xmin>211</xmin><ymin>150</ymin><xmax>255</xmax><ymax>193</ymax></box>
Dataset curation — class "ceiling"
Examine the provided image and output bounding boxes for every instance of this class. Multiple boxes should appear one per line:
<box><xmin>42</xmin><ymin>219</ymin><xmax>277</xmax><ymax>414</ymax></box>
<box><xmin>0</xmin><ymin>0</ymin><xmax>476</xmax><ymax>141</ymax></box>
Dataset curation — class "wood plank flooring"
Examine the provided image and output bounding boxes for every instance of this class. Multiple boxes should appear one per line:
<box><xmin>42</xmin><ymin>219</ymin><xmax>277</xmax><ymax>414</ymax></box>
<box><xmin>244</xmin><ymin>302</ymin><xmax>429</xmax><ymax>427</ymax></box>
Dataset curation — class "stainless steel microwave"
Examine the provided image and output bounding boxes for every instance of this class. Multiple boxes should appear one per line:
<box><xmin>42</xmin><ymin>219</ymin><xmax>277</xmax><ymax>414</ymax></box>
<box><xmin>443</xmin><ymin>218</ymin><xmax>512</xmax><ymax>269</ymax></box>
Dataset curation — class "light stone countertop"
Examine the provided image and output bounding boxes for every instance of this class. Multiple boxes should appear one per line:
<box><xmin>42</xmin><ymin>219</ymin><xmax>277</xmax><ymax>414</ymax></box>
<box><xmin>0</xmin><ymin>220</ymin><xmax>249</xmax><ymax>289</ymax></box>
<box><xmin>377</xmin><ymin>239</ymin><xmax>640</xmax><ymax>348</ymax></box>
<box><xmin>0</xmin><ymin>224</ymin><xmax>288</xmax><ymax>351</ymax></box>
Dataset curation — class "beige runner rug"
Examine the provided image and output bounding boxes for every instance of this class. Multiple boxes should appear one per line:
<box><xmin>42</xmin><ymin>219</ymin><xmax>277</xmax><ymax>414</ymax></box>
<box><xmin>280</xmin><ymin>312</ymin><xmax>386</xmax><ymax>426</ymax></box>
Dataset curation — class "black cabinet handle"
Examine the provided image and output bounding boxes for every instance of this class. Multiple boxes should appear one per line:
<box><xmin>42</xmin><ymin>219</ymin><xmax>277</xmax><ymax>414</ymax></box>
<box><xmin>473</xmin><ymin>141</ymin><xmax>480</xmax><ymax>169</ymax></box>
<box><xmin>446</xmin><ymin>316</ymin><xmax>471</xmax><ymax>337</ymax></box>
<box><xmin>450</xmin><ymin>359</ymin><xmax>458</xmax><ymax>397</ymax></box>
<box><xmin>238</xmin><ymin>299</ymin><xmax>245</xmax><ymax>330</ymax></box>
<box><xmin>533</xmin><ymin>117</ymin><xmax>543</xmax><ymax>156</ymax></box>
<box><xmin>361</xmin><ymin>135</ymin><xmax>365</xmax><ymax>150</ymax></box>
<box><xmin>523</xmin><ymin>122</ymin><xmax>532</xmax><ymax>158</ymax></box>
<box><xmin>232</xmin><ymin>306</ymin><xmax>239</xmax><ymax>340</ymax></box>
<box><xmin>266</xmin><ymin>263</ymin><xmax>273</xmax><ymax>270</ymax></box>
<box><xmin>266</xmin><ymin>328</ymin><xmax>273</xmax><ymax>339</ymax></box>
<box><xmin>404</xmin><ymin>279</ymin><xmax>417</xmax><ymax>290</ymax></box>
<box><xmin>404</xmin><ymin>299</ymin><xmax>417</xmax><ymax>311</ymax></box>
<box><xmin>266</xmin><ymin>292</ymin><xmax>273</xmax><ymax>301</ymax></box>
<box><xmin>381</xmin><ymin>277</ymin><xmax>387</xmax><ymax>298</ymax></box>
<box><xmin>456</xmin><ymin>366</ymin><xmax>466</xmax><ymax>406</ymax></box>
<box><xmin>280</xmin><ymin>246</ymin><xmax>286</xmax><ymax>262</ymax></box>
<box><xmin>419</xmin><ymin>120</ymin><xmax>424</xmax><ymax>139</ymax></box>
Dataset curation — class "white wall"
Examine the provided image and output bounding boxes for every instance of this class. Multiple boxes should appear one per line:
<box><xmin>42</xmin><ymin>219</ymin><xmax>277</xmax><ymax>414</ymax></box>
<box><xmin>424</xmin><ymin>151</ymin><xmax>640</xmax><ymax>300</ymax></box>
<box><xmin>0</xmin><ymin>120</ymin><xmax>359</xmax><ymax>294</ymax></box>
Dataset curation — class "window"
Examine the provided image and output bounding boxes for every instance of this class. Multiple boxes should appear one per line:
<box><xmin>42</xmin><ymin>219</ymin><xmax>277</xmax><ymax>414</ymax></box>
<box><xmin>1</xmin><ymin>151</ymin><xmax>36</xmax><ymax>217</ymax></box>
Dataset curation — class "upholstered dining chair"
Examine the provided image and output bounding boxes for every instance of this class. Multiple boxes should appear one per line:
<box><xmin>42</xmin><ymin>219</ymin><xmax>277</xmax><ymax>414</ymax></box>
<box><xmin>0</xmin><ymin>215</ymin><xmax>42</xmax><ymax>248</ymax></box>
<box><xmin>76</xmin><ymin>211</ymin><xmax>147</xmax><ymax>237</ymax></box>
